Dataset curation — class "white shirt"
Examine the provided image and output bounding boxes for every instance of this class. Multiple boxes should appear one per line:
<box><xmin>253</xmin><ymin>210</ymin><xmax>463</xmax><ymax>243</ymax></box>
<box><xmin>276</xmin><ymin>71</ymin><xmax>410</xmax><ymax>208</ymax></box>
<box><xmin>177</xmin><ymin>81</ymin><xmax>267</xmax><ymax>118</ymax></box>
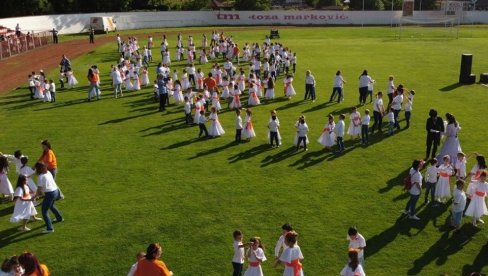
<box><xmin>4</xmin><ymin>154</ymin><xmax>24</xmax><ymax>174</ymax></box>
<box><xmin>49</xmin><ymin>82</ymin><xmax>56</xmax><ymax>93</ymax></box>
<box><xmin>187</xmin><ymin>66</ymin><xmax>196</xmax><ymax>75</ymax></box>
<box><xmin>425</xmin><ymin>165</ymin><xmax>439</xmax><ymax>183</ymax></box>
<box><xmin>340</xmin><ymin>264</ymin><xmax>366</xmax><ymax>276</ymax></box>
<box><xmin>334</xmin><ymin>120</ymin><xmax>345</xmax><ymax>137</ymax></box>
<box><xmin>296</xmin><ymin>122</ymin><xmax>309</xmax><ymax>137</ymax></box>
<box><xmin>387</xmin><ymin>111</ymin><xmax>395</xmax><ymax>122</ymax></box>
<box><xmin>274</xmin><ymin>235</ymin><xmax>288</xmax><ymax>257</ymax></box>
<box><xmin>373</xmin><ymin>98</ymin><xmax>383</xmax><ymax>113</ymax></box>
<box><xmin>455</xmin><ymin>158</ymin><xmax>467</xmax><ymax>178</ymax></box>
<box><xmin>387</xmin><ymin>80</ymin><xmax>395</xmax><ymax>94</ymax></box>
<box><xmin>359</xmin><ymin>75</ymin><xmax>372</xmax><ymax>88</ymax></box>
<box><xmin>361</xmin><ymin>115</ymin><xmax>370</xmax><ymax>125</ymax></box>
<box><xmin>452</xmin><ymin>188</ymin><xmax>467</xmax><ymax>213</ymax></box>
<box><xmin>334</xmin><ymin>75</ymin><xmax>344</xmax><ymax>88</ymax></box>
<box><xmin>269</xmin><ymin>120</ymin><xmax>280</xmax><ymax>132</ymax></box>
<box><xmin>127</xmin><ymin>262</ymin><xmax>137</xmax><ymax>276</ymax></box>
<box><xmin>236</xmin><ymin>116</ymin><xmax>243</xmax><ymax>130</ymax></box>
<box><xmin>232</xmin><ymin>240</ymin><xmax>244</xmax><ymax>264</ymax></box>
<box><xmin>409</xmin><ymin>168</ymin><xmax>423</xmax><ymax>195</ymax></box>
<box><xmin>405</xmin><ymin>95</ymin><xmax>414</xmax><ymax>111</ymax></box>
<box><xmin>347</xmin><ymin>233</ymin><xmax>366</xmax><ymax>259</ymax></box>
<box><xmin>279</xmin><ymin>245</ymin><xmax>303</xmax><ymax>263</ymax></box>
<box><xmin>37</xmin><ymin>171</ymin><xmax>58</xmax><ymax>193</ymax></box>
<box><xmin>184</xmin><ymin>102</ymin><xmax>191</xmax><ymax>114</ymax></box>
<box><xmin>391</xmin><ymin>94</ymin><xmax>403</xmax><ymax>110</ymax></box>
<box><xmin>305</xmin><ymin>74</ymin><xmax>315</xmax><ymax>85</ymax></box>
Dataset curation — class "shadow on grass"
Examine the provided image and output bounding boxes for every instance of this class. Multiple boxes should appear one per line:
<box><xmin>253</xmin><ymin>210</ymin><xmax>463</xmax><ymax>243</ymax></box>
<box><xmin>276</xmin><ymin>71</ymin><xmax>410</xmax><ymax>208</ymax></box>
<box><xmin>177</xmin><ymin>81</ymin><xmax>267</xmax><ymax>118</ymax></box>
<box><xmin>0</xmin><ymin>225</ymin><xmax>45</xmax><ymax>249</ymax></box>
<box><xmin>261</xmin><ymin>146</ymin><xmax>299</xmax><ymax>167</ymax></box>
<box><xmin>379</xmin><ymin>167</ymin><xmax>411</xmax><ymax>194</ymax></box>
<box><xmin>162</xmin><ymin>136</ymin><xmax>208</xmax><ymax>151</ymax></box>
<box><xmin>99</xmin><ymin>111</ymin><xmax>159</xmax><ymax>125</ymax></box>
<box><xmin>408</xmin><ymin>223</ymin><xmax>481</xmax><ymax>275</ymax></box>
<box><xmin>275</xmin><ymin>99</ymin><xmax>307</xmax><ymax>111</ymax></box>
<box><xmin>189</xmin><ymin>141</ymin><xmax>237</xmax><ymax>160</ymax></box>
<box><xmin>228</xmin><ymin>144</ymin><xmax>271</xmax><ymax>164</ymax></box>
<box><xmin>141</xmin><ymin>122</ymin><xmax>187</xmax><ymax>137</ymax></box>
<box><xmin>439</xmin><ymin>83</ymin><xmax>463</xmax><ymax>92</ymax></box>
<box><xmin>0</xmin><ymin>205</ymin><xmax>14</xmax><ymax>218</ymax></box>
<box><xmin>301</xmin><ymin>100</ymin><xmax>336</xmax><ymax>114</ymax></box>
<box><xmin>33</xmin><ymin>98</ymin><xmax>88</xmax><ymax>111</ymax></box>
<box><xmin>288</xmin><ymin>149</ymin><xmax>332</xmax><ymax>169</ymax></box>
<box><xmin>462</xmin><ymin>242</ymin><xmax>488</xmax><ymax>276</ymax></box>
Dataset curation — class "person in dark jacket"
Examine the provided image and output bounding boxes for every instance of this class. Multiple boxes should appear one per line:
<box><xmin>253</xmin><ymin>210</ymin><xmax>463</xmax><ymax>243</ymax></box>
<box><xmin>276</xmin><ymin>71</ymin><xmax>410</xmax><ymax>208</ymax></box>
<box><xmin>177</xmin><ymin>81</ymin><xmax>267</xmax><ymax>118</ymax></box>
<box><xmin>425</xmin><ymin>109</ymin><xmax>445</xmax><ymax>160</ymax></box>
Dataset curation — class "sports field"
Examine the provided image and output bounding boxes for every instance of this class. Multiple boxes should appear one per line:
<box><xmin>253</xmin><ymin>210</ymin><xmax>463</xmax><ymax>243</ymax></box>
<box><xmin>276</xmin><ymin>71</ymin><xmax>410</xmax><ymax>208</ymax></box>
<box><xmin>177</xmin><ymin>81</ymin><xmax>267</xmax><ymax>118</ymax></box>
<box><xmin>1</xmin><ymin>26</ymin><xmax>488</xmax><ymax>275</ymax></box>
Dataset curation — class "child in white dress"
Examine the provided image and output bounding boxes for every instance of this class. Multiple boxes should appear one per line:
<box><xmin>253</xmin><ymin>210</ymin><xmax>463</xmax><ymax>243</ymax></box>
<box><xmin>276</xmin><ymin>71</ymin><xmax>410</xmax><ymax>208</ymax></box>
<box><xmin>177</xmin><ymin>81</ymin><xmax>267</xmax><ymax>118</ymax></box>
<box><xmin>124</xmin><ymin>71</ymin><xmax>134</xmax><ymax>91</ymax></box>
<box><xmin>141</xmin><ymin>67</ymin><xmax>150</xmax><ymax>86</ymax></box>
<box><xmin>435</xmin><ymin>155</ymin><xmax>455</xmax><ymax>203</ymax></box>
<box><xmin>248</xmin><ymin>82</ymin><xmax>261</xmax><ymax>106</ymax></box>
<box><xmin>208</xmin><ymin>107</ymin><xmax>225</xmax><ymax>137</ymax></box>
<box><xmin>132</xmin><ymin>71</ymin><xmax>141</xmax><ymax>91</ymax></box>
<box><xmin>10</xmin><ymin>175</ymin><xmax>39</xmax><ymax>231</ymax></box>
<box><xmin>465</xmin><ymin>171</ymin><xmax>488</xmax><ymax>226</ymax></box>
<box><xmin>318</xmin><ymin>114</ymin><xmax>336</xmax><ymax>149</ymax></box>
<box><xmin>19</xmin><ymin>157</ymin><xmax>37</xmax><ymax>196</ymax></box>
<box><xmin>243</xmin><ymin>237</ymin><xmax>266</xmax><ymax>276</ymax></box>
<box><xmin>340</xmin><ymin>250</ymin><xmax>366</xmax><ymax>276</ymax></box>
<box><xmin>67</xmin><ymin>69</ymin><xmax>78</xmax><ymax>88</ymax></box>
<box><xmin>173</xmin><ymin>80</ymin><xmax>184</xmax><ymax>104</ymax></box>
<box><xmin>347</xmin><ymin>106</ymin><xmax>361</xmax><ymax>139</ymax></box>
<box><xmin>284</xmin><ymin>75</ymin><xmax>296</xmax><ymax>99</ymax></box>
<box><xmin>230</xmin><ymin>85</ymin><xmax>242</xmax><ymax>110</ymax></box>
<box><xmin>0</xmin><ymin>156</ymin><xmax>14</xmax><ymax>201</ymax></box>
<box><xmin>242</xmin><ymin>108</ymin><xmax>256</xmax><ymax>139</ymax></box>
<box><xmin>274</xmin><ymin>231</ymin><xmax>304</xmax><ymax>276</ymax></box>
<box><xmin>265</xmin><ymin>77</ymin><xmax>275</xmax><ymax>99</ymax></box>
<box><xmin>211</xmin><ymin>90</ymin><xmax>221</xmax><ymax>111</ymax></box>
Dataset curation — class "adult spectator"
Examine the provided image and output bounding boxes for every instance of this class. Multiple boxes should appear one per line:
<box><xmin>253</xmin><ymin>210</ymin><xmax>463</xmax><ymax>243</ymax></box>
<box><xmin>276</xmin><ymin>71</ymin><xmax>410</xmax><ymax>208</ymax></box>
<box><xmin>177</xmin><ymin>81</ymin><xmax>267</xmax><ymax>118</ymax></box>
<box><xmin>18</xmin><ymin>252</ymin><xmax>49</xmax><ymax>276</ymax></box>
<box><xmin>204</xmin><ymin>73</ymin><xmax>217</xmax><ymax>92</ymax></box>
<box><xmin>157</xmin><ymin>75</ymin><xmax>168</xmax><ymax>112</ymax></box>
<box><xmin>135</xmin><ymin>243</ymin><xmax>173</xmax><ymax>276</ymax></box>
<box><xmin>304</xmin><ymin>70</ymin><xmax>316</xmax><ymax>102</ymax></box>
<box><xmin>358</xmin><ymin>70</ymin><xmax>373</xmax><ymax>105</ymax></box>
<box><xmin>51</xmin><ymin>28</ymin><xmax>58</xmax><ymax>44</ymax></box>
<box><xmin>15</xmin><ymin>24</ymin><xmax>21</xmax><ymax>37</ymax></box>
<box><xmin>436</xmin><ymin>113</ymin><xmax>462</xmax><ymax>163</ymax></box>
<box><xmin>404</xmin><ymin>159</ymin><xmax>423</xmax><ymax>220</ymax></box>
<box><xmin>425</xmin><ymin>109</ymin><xmax>445</xmax><ymax>160</ymax></box>
<box><xmin>35</xmin><ymin>162</ymin><xmax>64</xmax><ymax>234</ymax></box>
<box><xmin>371</xmin><ymin>91</ymin><xmax>384</xmax><ymax>134</ymax></box>
<box><xmin>89</xmin><ymin>27</ymin><xmax>95</xmax><ymax>44</ymax></box>
<box><xmin>59</xmin><ymin>55</ymin><xmax>71</xmax><ymax>76</ymax></box>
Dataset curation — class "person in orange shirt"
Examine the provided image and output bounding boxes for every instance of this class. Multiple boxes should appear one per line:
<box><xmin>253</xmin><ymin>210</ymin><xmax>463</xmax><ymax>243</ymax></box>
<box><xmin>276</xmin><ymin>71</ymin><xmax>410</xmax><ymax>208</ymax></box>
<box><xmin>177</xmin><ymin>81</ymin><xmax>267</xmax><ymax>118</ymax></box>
<box><xmin>87</xmin><ymin>67</ymin><xmax>101</xmax><ymax>101</ymax></box>
<box><xmin>233</xmin><ymin>44</ymin><xmax>240</xmax><ymax>64</ymax></box>
<box><xmin>204</xmin><ymin>72</ymin><xmax>217</xmax><ymax>92</ymax></box>
<box><xmin>18</xmin><ymin>252</ymin><xmax>49</xmax><ymax>276</ymax></box>
<box><xmin>135</xmin><ymin>243</ymin><xmax>173</xmax><ymax>276</ymax></box>
<box><xmin>38</xmin><ymin>140</ymin><xmax>57</xmax><ymax>178</ymax></box>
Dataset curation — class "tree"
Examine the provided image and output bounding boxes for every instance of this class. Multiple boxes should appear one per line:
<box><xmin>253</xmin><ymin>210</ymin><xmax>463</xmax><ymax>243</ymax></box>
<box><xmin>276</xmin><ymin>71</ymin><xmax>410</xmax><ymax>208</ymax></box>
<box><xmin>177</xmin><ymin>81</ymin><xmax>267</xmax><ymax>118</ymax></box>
<box><xmin>235</xmin><ymin>0</ymin><xmax>271</xmax><ymax>10</ymax></box>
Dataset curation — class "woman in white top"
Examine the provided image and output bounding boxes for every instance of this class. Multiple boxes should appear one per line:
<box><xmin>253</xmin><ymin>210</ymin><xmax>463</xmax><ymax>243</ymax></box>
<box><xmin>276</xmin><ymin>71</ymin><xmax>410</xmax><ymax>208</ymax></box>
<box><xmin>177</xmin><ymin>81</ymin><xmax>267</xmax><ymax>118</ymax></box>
<box><xmin>404</xmin><ymin>159</ymin><xmax>424</xmax><ymax>220</ymax></box>
<box><xmin>35</xmin><ymin>162</ymin><xmax>63</xmax><ymax>233</ymax></box>
<box><xmin>295</xmin><ymin>115</ymin><xmax>309</xmax><ymax>151</ymax></box>
<box><xmin>358</xmin><ymin>70</ymin><xmax>373</xmax><ymax>105</ymax></box>
<box><xmin>330</xmin><ymin>70</ymin><xmax>346</xmax><ymax>103</ymax></box>
<box><xmin>436</xmin><ymin>113</ymin><xmax>462</xmax><ymax>164</ymax></box>
<box><xmin>274</xmin><ymin>231</ymin><xmax>304</xmax><ymax>276</ymax></box>
<box><xmin>340</xmin><ymin>250</ymin><xmax>366</xmax><ymax>276</ymax></box>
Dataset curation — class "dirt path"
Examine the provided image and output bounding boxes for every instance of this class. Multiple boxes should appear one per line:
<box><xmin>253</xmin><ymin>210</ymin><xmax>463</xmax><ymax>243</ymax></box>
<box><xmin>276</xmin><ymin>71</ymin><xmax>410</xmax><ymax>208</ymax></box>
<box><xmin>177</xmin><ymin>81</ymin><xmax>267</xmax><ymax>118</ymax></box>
<box><xmin>0</xmin><ymin>26</ymin><xmax>289</xmax><ymax>94</ymax></box>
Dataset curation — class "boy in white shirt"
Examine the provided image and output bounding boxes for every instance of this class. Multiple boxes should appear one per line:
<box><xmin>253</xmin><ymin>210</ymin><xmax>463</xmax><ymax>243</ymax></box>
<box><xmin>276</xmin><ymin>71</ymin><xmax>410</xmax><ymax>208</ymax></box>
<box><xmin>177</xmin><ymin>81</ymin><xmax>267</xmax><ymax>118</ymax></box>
<box><xmin>49</xmin><ymin>80</ymin><xmax>56</xmax><ymax>103</ymax></box>
<box><xmin>268</xmin><ymin>115</ymin><xmax>280</xmax><ymax>148</ymax></box>
<box><xmin>274</xmin><ymin>223</ymin><xmax>293</xmax><ymax>259</ymax></box>
<box><xmin>455</xmin><ymin>152</ymin><xmax>467</xmax><ymax>181</ymax></box>
<box><xmin>183</xmin><ymin>97</ymin><xmax>192</xmax><ymax>125</ymax></box>
<box><xmin>347</xmin><ymin>226</ymin><xmax>366</xmax><ymax>267</ymax></box>
<box><xmin>452</xmin><ymin>180</ymin><xmax>467</xmax><ymax>232</ymax></box>
<box><xmin>334</xmin><ymin>114</ymin><xmax>346</xmax><ymax>153</ymax></box>
<box><xmin>386</xmin><ymin>107</ymin><xmax>395</xmax><ymax>136</ymax></box>
<box><xmin>424</xmin><ymin>158</ymin><xmax>439</xmax><ymax>205</ymax></box>
<box><xmin>405</xmin><ymin>90</ymin><xmax>415</xmax><ymax>128</ymax></box>
<box><xmin>197</xmin><ymin>110</ymin><xmax>208</xmax><ymax>138</ymax></box>
<box><xmin>232</xmin><ymin>230</ymin><xmax>245</xmax><ymax>276</ymax></box>
<box><xmin>235</xmin><ymin>109</ymin><xmax>243</xmax><ymax>143</ymax></box>
<box><xmin>127</xmin><ymin>252</ymin><xmax>146</xmax><ymax>276</ymax></box>
<box><xmin>361</xmin><ymin>109</ymin><xmax>371</xmax><ymax>145</ymax></box>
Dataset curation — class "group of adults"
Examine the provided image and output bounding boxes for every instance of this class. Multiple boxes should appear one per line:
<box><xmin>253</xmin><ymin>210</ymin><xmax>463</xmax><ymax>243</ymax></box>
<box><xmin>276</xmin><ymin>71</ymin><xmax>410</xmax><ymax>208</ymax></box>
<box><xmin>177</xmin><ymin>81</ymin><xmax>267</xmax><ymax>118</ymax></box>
<box><xmin>0</xmin><ymin>252</ymin><xmax>49</xmax><ymax>276</ymax></box>
<box><xmin>425</xmin><ymin>108</ymin><xmax>462</xmax><ymax>162</ymax></box>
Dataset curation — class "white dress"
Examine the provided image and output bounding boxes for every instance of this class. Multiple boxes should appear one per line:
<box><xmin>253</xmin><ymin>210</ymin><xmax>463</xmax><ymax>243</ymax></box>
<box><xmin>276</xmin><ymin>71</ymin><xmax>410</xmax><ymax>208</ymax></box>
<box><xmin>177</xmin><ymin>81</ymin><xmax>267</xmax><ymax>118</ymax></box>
<box><xmin>465</xmin><ymin>181</ymin><xmax>488</xmax><ymax>218</ymax></box>
<box><xmin>141</xmin><ymin>70</ymin><xmax>150</xmax><ymax>86</ymax></box>
<box><xmin>67</xmin><ymin>71</ymin><xmax>78</xmax><ymax>87</ymax></box>
<box><xmin>10</xmin><ymin>185</ymin><xmax>37</xmax><ymax>223</ymax></box>
<box><xmin>230</xmin><ymin>90</ymin><xmax>242</xmax><ymax>109</ymax></box>
<box><xmin>466</xmin><ymin>165</ymin><xmax>484</xmax><ymax>199</ymax></box>
<box><xmin>244</xmin><ymin>248</ymin><xmax>266</xmax><ymax>276</ymax></box>
<box><xmin>284</xmin><ymin>78</ymin><xmax>296</xmax><ymax>97</ymax></box>
<box><xmin>19</xmin><ymin>166</ymin><xmax>37</xmax><ymax>194</ymax></box>
<box><xmin>340</xmin><ymin>263</ymin><xmax>366</xmax><ymax>276</ymax></box>
<box><xmin>193</xmin><ymin>102</ymin><xmax>203</xmax><ymax>124</ymax></box>
<box><xmin>208</xmin><ymin>112</ymin><xmax>225</xmax><ymax>137</ymax></box>
<box><xmin>248</xmin><ymin>87</ymin><xmax>261</xmax><ymax>106</ymax></box>
<box><xmin>211</xmin><ymin>92</ymin><xmax>221</xmax><ymax>111</ymax></box>
<box><xmin>435</xmin><ymin>164</ymin><xmax>453</xmax><ymax>199</ymax></box>
<box><xmin>347</xmin><ymin>112</ymin><xmax>361</xmax><ymax>136</ymax></box>
<box><xmin>265</xmin><ymin>85</ymin><xmax>275</xmax><ymax>99</ymax></box>
<box><xmin>133</xmin><ymin>76</ymin><xmax>141</xmax><ymax>90</ymax></box>
<box><xmin>221</xmin><ymin>86</ymin><xmax>230</xmax><ymax>99</ymax></box>
<box><xmin>242</xmin><ymin>114</ymin><xmax>256</xmax><ymax>138</ymax></box>
<box><xmin>318</xmin><ymin>122</ymin><xmax>336</xmax><ymax>147</ymax></box>
<box><xmin>437</xmin><ymin>124</ymin><xmax>462</xmax><ymax>164</ymax></box>
<box><xmin>173</xmin><ymin>84</ymin><xmax>184</xmax><ymax>104</ymax></box>
<box><xmin>279</xmin><ymin>246</ymin><xmax>304</xmax><ymax>276</ymax></box>
<box><xmin>124</xmin><ymin>77</ymin><xmax>134</xmax><ymax>90</ymax></box>
<box><xmin>0</xmin><ymin>170</ymin><xmax>13</xmax><ymax>196</ymax></box>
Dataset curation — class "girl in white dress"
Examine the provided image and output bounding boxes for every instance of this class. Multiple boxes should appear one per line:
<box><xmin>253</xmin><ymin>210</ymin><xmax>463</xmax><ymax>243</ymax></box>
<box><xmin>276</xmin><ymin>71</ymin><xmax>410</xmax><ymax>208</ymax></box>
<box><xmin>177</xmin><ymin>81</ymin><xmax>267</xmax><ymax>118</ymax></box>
<box><xmin>200</xmin><ymin>49</ymin><xmax>208</xmax><ymax>64</ymax></box>
<box><xmin>196</xmin><ymin>69</ymin><xmax>204</xmax><ymax>91</ymax></box>
<box><xmin>242</xmin><ymin>108</ymin><xmax>256</xmax><ymax>139</ymax></box>
<box><xmin>318</xmin><ymin>114</ymin><xmax>336</xmax><ymax>149</ymax></box>
<box><xmin>43</xmin><ymin>80</ymin><xmax>52</xmax><ymax>102</ymax></box>
<box><xmin>18</xmin><ymin>157</ymin><xmax>37</xmax><ymax>195</ymax></box>
<box><xmin>208</xmin><ymin>107</ymin><xmax>225</xmax><ymax>137</ymax></box>
<box><xmin>465</xmin><ymin>155</ymin><xmax>487</xmax><ymax>210</ymax></box>
<box><xmin>248</xmin><ymin>82</ymin><xmax>261</xmax><ymax>106</ymax></box>
<box><xmin>132</xmin><ymin>71</ymin><xmax>141</xmax><ymax>91</ymax></box>
<box><xmin>221</xmin><ymin>77</ymin><xmax>230</xmax><ymax>99</ymax></box>
<box><xmin>10</xmin><ymin>175</ymin><xmax>39</xmax><ymax>231</ymax></box>
<box><xmin>265</xmin><ymin>77</ymin><xmax>275</xmax><ymax>99</ymax></box>
<box><xmin>465</xmin><ymin>171</ymin><xmax>488</xmax><ymax>226</ymax></box>
<box><xmin>347</xmin><ymin>107</ymin><xmax>361</xmax><ymax>139</ymax></box>
<box><xmin>162</xmin><ymin>50</ymin><xmax>171</xmax><ymax>65</ymax></box>
<box><xmin>211</xmin><ymin>90</ymin><xmax>221</xmax><ymax>111</ymax></box>
<box><xmin>166</xmin><ymin>78</ymin><xmax>174</xmax><ymax>98</ymax></box>
<box><xmin>193</xmin><ymin>96</ymin><xmax>204</xmax><ymax>124</ymax></box>
<box><xmin>173</xmin><ymin>80</ymin><xmax>184</xmax><ymax>104</ymax></box>
<box><xmin>181</xmin><ymin>70</ymin><xmax>191</xmax><ymax>90</ymax></box>
<box><xmin>34</xmin><ymin>78</ymin><xmax>43</xmax><ymax>99</ymax></box>
<box><xmin>0</xmin><ymin>156</ymin><xmax>14</xmax><ymax>201</ymax></box>
<box><xmin>230</xmin><ymin>85</ymin><xmax>242</xmax><ymax>110</ymax></box>
<box><xmin>435</xmin><ymin>155</ymin><xmax>455</xmax><ymax>203</ymax></box>
<box><xmin>340</xmin><ymin>250</ymin><xmax>366</xmax><ymax>276</ymax></box>
<box><xmin>141</xmin><ymin>67</ymin><xmax>150</xmax><ymax>86</ymax></box>
<box><xmin>124</xmin><ymin>70</ymin><xmax>134</xmax><ymax>91</ymax></box>
<box><xmin>255</xmin><ymin>77</ymin><xmax>263</xmax><ymax>98</ymax></box>
<box><xmin>67</xmin><ymin>69</ymin><xmax>78</xmax><ymax>88</ymax></box>
<box><xmin>436</xmin><ymin>113</ymin><xmax>462</xmax><ymax>164</ymax></box>
<box><xmin>244</xmin><ymin>237</ymin><xmax>266</xmax><ymax>276</ymax></box>
<box><xmin>274</xmin><ymin>231</ymin><xmax>304</xmax><ymax>276</ymax></box>
<box><xmin>238</xmin><ymin>71</ymin><xmax>247</xmax><ymax>92</ymax></box>
<box><xmin>284</xmin><ymin>75</ymin><xmax>296</xmax><ymax>99</ymax></box>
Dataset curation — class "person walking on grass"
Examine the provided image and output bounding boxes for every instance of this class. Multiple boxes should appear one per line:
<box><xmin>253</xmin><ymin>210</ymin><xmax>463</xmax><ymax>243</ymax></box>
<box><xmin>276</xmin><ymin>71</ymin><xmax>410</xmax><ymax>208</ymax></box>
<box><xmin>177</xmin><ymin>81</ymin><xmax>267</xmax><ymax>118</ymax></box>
<box><xmin>35</xmin><ymin>162</ymin><xmax>63</xmax><ymax>234</ymax></box>
<box><xmin>304</xmin><ymin>70</ymin><xmax>316</xmax><ymax>102</ymax></box>
<box><xmin>404</xmin><ymin>159</ymin><xmax>423</xmax><ymax>220</ymax></box>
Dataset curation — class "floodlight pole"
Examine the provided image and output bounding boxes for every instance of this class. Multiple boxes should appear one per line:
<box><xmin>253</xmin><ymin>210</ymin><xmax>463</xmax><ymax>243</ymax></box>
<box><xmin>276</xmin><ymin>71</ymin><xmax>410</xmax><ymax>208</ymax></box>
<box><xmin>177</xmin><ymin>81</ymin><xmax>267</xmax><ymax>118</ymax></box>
<box><xmin>362</xmin><ymin>0</ymin><xmax>365</xmax><ymax>27</ymax></box>
<box><xmin>391</xmin><ymin>0</ymin><xmax>394</xmax><ymax>27</ymax></box>
<box><xmin>420</xmin><ymin>0</ymin><xmax>422</xmax><ymax>11</ymax></box>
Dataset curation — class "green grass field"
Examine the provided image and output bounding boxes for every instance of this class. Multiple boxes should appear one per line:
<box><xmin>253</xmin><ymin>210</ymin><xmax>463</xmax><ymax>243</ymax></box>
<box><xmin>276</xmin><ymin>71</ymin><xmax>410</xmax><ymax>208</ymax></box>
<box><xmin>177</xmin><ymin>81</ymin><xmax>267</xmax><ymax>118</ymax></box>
<box><xmin>1</xmin><ymin>26</ymin><xmax>488</xmax><ymax>275</ymax></box>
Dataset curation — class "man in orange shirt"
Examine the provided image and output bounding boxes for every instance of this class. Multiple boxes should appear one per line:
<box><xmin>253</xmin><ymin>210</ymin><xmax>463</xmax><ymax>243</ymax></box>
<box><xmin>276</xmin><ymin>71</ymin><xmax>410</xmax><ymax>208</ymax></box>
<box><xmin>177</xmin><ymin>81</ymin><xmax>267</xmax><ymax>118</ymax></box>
<box><xmin>204</xmin><ymin>73</ymin><xmax>217</xmax><ymax>92</ymax></box>
<box><xmin>233</xmin><ymin>43</ymin><xmax>240</xmax><ymax>64</ymax></box>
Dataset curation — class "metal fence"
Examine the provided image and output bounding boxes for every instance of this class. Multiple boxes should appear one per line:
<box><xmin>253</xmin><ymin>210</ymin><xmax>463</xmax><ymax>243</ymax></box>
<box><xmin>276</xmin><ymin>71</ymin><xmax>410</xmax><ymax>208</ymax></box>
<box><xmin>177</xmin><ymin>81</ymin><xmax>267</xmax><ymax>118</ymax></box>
<box><xmin>0</xmin><ymin>31</ymin><xmax>53</xmax><ymax>60</ymax></box>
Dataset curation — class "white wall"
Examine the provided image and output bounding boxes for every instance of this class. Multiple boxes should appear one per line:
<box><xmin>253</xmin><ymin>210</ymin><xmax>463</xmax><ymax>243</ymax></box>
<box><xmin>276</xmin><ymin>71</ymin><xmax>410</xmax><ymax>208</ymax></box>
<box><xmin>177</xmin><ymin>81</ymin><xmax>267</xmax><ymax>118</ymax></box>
<box><xmin>0</xmin><ymin>10</ymin><xmax>486</xmax><ymax>35</ymax></box>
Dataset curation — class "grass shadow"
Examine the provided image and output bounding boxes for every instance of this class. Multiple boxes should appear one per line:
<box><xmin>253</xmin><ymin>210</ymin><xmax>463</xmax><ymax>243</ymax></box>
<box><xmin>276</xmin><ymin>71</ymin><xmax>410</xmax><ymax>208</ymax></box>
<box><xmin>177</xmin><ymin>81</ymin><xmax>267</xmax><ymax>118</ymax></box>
<box><xmin>379</xmin><ymin>167</ymin><xmax>411</xmax><ymax>194</ymax></box>
<box><xmin>462</xmin><ymin>242</ymin><xmax>488</xmax><ymax>276</ymax></box>
<box><xmin>33</xmin><ymin>98</ymin><xmax>88</xmax><ymax>111</ymax></box>
<box><xmin>439</xmin><ymin>83</ymin><xmax>463</xmax><ymax>92</ymax></box>
<box><xmin>275</xmin><ymin>100</ymin><xmax>307</xmax><ymax>111</ymax></box>
<box><xmin>301</xmin><ymin>101</ymin><xmax>336</xmax><ymax>114</ymax></box>
<box><xmin>228</xmin><ymin>144</ymin><xmax>271</xmax><ymax>164</ymax></box>
<box><xmin>261</xmin><ymin>146</ymin><xmax>300</xmax><ymax>167</ymax></box>
<box><xmin>288</xmin><ymin>149</ymin><xmax>332</xmax><ymax>169</ymax></box>
<box><xmin>189</xmin><ymin>141</ymin><xmax>237</xmax><ymax>160</ymax></box>
<box><xmin>0</xmin><ymin>205</ymin><xmax>14</xmax><ymax>218</ymax></box>
<box><xmin>99</xmin><ymin>111</ymin><xmax>159</xmax><ymax>125</ymax></box>
<box><xmin>161</xmin><ymin>136</ymin><xmax>208</xmax><ymax>151</ymax></box>
<box><xmin>0</xmin><ymin>225</ymin><xmax>46</xmax><ymax>249</ymax></box>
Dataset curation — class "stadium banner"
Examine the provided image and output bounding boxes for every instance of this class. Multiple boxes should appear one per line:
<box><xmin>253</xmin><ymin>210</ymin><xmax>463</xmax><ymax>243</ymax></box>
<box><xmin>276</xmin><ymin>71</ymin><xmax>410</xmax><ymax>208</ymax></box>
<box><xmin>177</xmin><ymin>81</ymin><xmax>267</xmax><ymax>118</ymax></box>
<box><xmin>0</xmin><ymin>11</ymin><xmax>486</xmax><ymax>35</ymax></box>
